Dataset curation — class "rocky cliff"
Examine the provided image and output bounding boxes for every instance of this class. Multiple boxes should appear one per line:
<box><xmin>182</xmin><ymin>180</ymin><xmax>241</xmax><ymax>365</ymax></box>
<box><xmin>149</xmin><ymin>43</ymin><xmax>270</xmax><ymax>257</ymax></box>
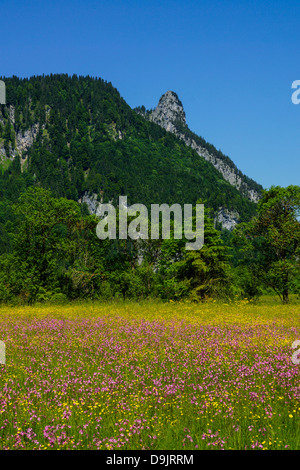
<box><xmin>0</xmin><ymin>105</ymin><xmax>40</xmax><ymax>165</ymax></box>
<box><xmin>149</xmin><ymin>91</ymin><xmax>187</xmax><ymax>134</ymax></box>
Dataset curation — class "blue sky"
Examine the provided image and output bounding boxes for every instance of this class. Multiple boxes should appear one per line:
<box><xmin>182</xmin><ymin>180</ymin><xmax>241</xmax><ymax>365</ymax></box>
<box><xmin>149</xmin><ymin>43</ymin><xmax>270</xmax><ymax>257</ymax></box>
<box><xmin>1</xmin><ymin>0</ymin><xmax>300</xmax><ymax>189</ymax></box>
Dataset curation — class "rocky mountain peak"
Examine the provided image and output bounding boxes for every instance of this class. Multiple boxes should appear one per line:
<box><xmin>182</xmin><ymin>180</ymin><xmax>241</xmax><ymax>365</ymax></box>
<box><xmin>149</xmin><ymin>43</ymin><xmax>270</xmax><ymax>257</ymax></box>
<box><xmin>145</xmin><ymin>90</ymin><xmax>261</xmax><ymax>206</ymax></box>
<box><xmin>149</xmin><ymin>91</ymin><xmax>187</xmax><ymax>132</ymax></box>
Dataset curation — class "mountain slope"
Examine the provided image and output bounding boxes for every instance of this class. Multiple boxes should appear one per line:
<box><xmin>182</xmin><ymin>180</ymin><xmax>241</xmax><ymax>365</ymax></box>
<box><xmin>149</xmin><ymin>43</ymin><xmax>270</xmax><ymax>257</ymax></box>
<box><xmin>136</xmin><ymin>90</ymin><xmax>262</xmax><ymax>203</ymax></box>
<box><xmin>0</xmin><ymin>75</ymin><xmax>257</xmax><ymax>225</ymax></box>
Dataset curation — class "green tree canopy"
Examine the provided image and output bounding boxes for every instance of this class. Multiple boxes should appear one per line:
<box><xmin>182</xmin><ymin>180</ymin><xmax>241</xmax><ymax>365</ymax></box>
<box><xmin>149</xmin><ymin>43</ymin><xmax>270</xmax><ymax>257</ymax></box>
<box><xmin>233</xmin><ymin>185</ymin><xmax>300</xmax><ymax>303</ymax></box>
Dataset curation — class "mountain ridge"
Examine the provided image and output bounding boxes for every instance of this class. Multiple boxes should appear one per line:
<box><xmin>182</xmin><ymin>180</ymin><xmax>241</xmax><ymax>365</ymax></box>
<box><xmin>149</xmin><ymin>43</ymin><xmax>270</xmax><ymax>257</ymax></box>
<box><xmin>136</xmin><ymin>90</ymin><xmax>262</xmax><ymax>203</ymax></box>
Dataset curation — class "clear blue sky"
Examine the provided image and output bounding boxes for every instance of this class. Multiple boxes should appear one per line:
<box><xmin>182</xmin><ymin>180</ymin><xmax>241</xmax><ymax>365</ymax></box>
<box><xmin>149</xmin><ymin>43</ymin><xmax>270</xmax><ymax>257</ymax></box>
<box><xmin>1</xmin><ymin>0</ymin><xmax>300</xmax><ymax>189</ymax></box>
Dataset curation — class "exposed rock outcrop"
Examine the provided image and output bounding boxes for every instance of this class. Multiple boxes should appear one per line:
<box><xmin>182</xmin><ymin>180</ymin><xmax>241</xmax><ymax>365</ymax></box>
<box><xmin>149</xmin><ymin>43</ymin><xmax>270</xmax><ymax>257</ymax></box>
<box><xmin>214</xmin><ymin>208</ymin><xmax>239</xmax><ymax>230</ymax></box>
<box><xmin>15</xmin><ymin>123</ymin><xmax>40</xmax><ymax>156</ymax></box>
<box><xmin>0</xmin><ymin>105</ymin><xmax>40</xmax><ymax>162</ymax></box>
<box><xmin>79</xmin><ymin>192</ymin><xmax>100</xmax><ymax>214</ymax></box>
<box><xmin>149</xmin><ymin>91</ymin><xmax>187</xmax><ymax>133</ymax></box>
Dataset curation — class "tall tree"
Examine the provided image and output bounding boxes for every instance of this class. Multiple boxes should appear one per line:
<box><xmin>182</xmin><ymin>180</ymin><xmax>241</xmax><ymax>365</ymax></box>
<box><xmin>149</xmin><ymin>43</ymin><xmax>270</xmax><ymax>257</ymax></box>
<box><xmin>11</xmin><ymin>187</ymin><xmax>85</xmax><ymax>301</ymax></box>
<box><xmin>233</xmin><ymin>185</ymin><xmax>300</xmax><ymax>303</ymax></box>
<box><xmin>158</xmin><ymin>206</ymin><xmax>230</xmax><ymax>301</ymax></box>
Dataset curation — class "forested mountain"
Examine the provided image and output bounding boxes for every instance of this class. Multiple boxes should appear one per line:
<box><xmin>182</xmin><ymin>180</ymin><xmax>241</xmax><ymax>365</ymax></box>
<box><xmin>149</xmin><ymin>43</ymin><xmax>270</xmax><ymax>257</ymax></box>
<box><xmin>0</xmin><ymin>74</ymin><xmax>258</xmax><ymax>223</ymax></box>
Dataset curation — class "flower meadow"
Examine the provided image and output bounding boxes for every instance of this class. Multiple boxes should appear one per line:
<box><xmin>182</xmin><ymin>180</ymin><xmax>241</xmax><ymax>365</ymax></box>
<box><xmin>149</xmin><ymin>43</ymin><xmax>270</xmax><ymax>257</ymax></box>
<box><xmin>0</xmin><ymin>300</ymin><xmax>300</xmax><ymax>450</ymax></box>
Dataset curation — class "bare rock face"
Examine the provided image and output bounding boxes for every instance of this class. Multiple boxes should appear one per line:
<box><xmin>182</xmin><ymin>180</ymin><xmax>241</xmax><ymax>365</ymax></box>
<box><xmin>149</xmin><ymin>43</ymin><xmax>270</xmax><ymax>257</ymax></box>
<box><xmin>79</xmin><ymin>192</ymin><xmax>100</xmax><ymax>214</ymax></box>
<box><xmin>15</xmin><ymin>123</ymin><xmax>40</xmax><ymax>155</ymax></box>
<box><xmin>149</xmin><ymin>91</ymin><xmax>187</xmax><ymax>133</ymax></box>
<box><xmin>214</xmin><ymin>208</ymin><xmax>239</xmax><ymax>231</ymax></box>
<box><xmin>0</xmin><ymin>106</ymin><xmax>40</xmax><ymax>163</ymax></box>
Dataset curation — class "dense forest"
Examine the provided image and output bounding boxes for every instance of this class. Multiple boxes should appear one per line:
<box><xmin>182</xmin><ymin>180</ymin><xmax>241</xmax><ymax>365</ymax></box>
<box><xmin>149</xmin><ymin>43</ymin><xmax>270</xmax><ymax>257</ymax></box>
<box><xmin>0</xmin><ymin>74</ymin><xmax>299</xmax><ymax>304</ymax></box>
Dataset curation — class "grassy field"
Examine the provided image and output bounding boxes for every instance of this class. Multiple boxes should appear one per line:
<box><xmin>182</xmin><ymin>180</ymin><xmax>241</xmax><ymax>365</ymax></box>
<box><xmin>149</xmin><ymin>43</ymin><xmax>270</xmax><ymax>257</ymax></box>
<box><xmin>0</xmin><ymin>298</ymin><xmax>300</xmax><ymax>450</ymax></box>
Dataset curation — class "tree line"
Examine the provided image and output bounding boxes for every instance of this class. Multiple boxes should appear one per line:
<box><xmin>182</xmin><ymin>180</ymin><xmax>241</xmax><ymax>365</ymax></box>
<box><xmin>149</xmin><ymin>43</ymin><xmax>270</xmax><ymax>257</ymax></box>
<box><xmin>0</xmin><ymin>185</ymin><xmax>299</xmax><ymax>304</ymax></box>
